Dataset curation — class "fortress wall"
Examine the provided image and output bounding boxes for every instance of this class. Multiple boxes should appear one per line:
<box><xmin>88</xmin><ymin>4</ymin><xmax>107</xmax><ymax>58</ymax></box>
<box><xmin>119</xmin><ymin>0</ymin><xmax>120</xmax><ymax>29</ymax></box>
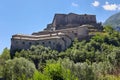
<box><xmin>56</xmin><ymin>26</ymin><xmax>89</xmax><ymax>41</ymax></box>
<box><xmin>32</xmin><ymin>31</ymin><xmax>52</xmax><ymax>35</ymax></box>
<box><xmin>48</xmin><ymin>13</ymin><xmax>97</xmax><ymax>30</ymax></box>
<box><xmin>32</xmin><ymin>25</ymin><xmax>90</xmax><ymax>39</ymax></box>
<box><xmin>52</xmin><ymin>14</ymin><xmax>67</xmax><ymax>27</ymax></box>
<box><xmin>53</xmin><ymin>14</ymin><xmax>97</xmax><ymax>26</ymax></box>
<box><xmin>80</xmin><ymin>15</ymin><xmax>96</xmax><ymax>23</ymax></box>
<box><xmin>77</xmin><ymin>26</ymin><xmax>88</xmax><ymax>36</ymax></box>
<box><xmin>59</xmin><ymin>35</ymin><xmax>72</xmax><ymax>49</ymax></box>
<box><xmin>11</xmin><ymin>25</ymin><xmax>89</xmax><ymax>54</ymax></box>
<box><xmin>10</xmin><ymin>35</ymin><xmax>68</xmax><ymax>54</ymax></box>
<box><xmin>32</xmin><ymin>27</ymin><xmax>78</xmax><ymax>36</ymax></box>
<box><xmin>11</xmin><ymin>39</ymin><xmax>33</xmax><ymax>53</ymax></box>
<box><xmin>10</xmin><ymin>13</ymin><xmax>103</xmax><ymax>55</ymax></box>
<box><xmin>66</xmin><ymin>13</ymin><xmax>78</xmax><ymax>24</ymax></box>
<box><xmin>12</xmin><ymin>33</ymin><xmax>65</xmax><ymax>40</ymax></box>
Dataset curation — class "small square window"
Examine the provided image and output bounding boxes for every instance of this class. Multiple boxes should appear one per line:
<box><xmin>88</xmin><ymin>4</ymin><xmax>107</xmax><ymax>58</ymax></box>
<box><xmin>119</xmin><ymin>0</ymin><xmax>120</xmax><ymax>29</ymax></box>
<box><xmin>49</xmin><ymin>41</ymin><xmax>51</xmax><ymax>44</ymax></box>
<box><xmin>22</xmin><ymin>42</ymin><xmax>25</xmax><ymax>45</ymax></box>
<box><xmin>42</xmin><ymin>42</ymin><xmax>45</xmax><ymax>44</ymax></box>
<box><xmin>29</xmin><ymin>42</ymin><xmax>32</xmax><ymax>45</ymax></box>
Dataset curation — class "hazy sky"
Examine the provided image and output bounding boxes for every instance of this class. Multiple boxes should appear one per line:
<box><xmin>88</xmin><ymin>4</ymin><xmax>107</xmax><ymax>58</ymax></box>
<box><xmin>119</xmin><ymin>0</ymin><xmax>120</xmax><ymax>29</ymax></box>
<box><xmin>0</xmin><ymin>0</ymin><xmax>120</xmax><ymax>53</ymax></box>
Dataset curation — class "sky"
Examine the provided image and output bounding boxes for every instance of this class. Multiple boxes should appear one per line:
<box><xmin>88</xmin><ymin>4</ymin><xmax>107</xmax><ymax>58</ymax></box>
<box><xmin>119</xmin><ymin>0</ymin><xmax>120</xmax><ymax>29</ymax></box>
<box><xmin>0</xmin><ymin>0</ymin><xmax>120</xmax><ymax>54</ymax></box>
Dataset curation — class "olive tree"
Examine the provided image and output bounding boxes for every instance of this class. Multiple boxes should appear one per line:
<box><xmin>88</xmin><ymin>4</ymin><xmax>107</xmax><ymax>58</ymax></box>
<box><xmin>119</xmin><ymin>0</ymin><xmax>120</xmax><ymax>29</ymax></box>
<box><xmin>3</xmin><ymin>57</ymin><xmax>36</xmax><ymax>80</ymax></box>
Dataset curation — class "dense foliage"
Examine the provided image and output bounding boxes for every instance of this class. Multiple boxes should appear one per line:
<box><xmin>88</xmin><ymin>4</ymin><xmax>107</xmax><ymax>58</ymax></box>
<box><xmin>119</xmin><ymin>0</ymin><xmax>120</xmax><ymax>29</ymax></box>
<box><xmin>0</xmin><ymin>26</ymin><xmax>120</xmax><ymax>80</ymax></box>
<box><xmin>3</xmin><ymin>58</ymin><xmax>36</xmax><ymax>80</ymax></box>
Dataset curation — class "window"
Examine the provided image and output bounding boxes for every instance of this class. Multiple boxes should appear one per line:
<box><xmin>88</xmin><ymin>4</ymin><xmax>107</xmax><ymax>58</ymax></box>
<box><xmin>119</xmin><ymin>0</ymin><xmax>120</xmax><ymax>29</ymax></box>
<box><xmin>42</xmin><ymin>42</ymin><xmax>45</xmax><ymax>45</ymax></box>
<box><xmin>74</xmin><ymin>33</ymin><xmax>78</xmax><ymax>36</ymax></box>
<box><xmin>62</xmin><ymin>38</ymin><xmax>64</xmax><ymax>40</ymax></box>
<box><xmin>36</xmin><ymin>42</ymin><xmax>39</xmax><ymax>45</ymax></box>
<box><xmin>49</xmin><ymin>41</ymin><xmax>51</xmax><ymax>44</ymax></box>
<box><xmin>29</xmin><ymin>42</ymin><xmax>32</xmax><ymax>45</ymax></box>
<box><xmin>22</xmin><ymin>42</ymin><xmax>25</xmax><ymax>45</ymax></box>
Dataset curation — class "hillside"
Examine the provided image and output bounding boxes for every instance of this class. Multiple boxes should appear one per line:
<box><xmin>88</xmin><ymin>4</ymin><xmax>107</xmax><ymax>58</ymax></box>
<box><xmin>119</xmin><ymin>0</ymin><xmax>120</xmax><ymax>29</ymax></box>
<box><xmin>104</xmin><ymin>12</ymin><xmax>120</xmax><ymax>28</ymax></box>
<box><xmin>1</xmin><ymin>26</ymin><xmax>120</xmax><ymax>80</ymax></box>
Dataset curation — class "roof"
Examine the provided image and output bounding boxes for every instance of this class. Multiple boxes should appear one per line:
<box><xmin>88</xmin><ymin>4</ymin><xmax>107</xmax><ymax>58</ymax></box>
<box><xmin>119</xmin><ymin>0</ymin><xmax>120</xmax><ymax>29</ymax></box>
<box><xmin>12</xmin><ymin>32</ymin><xmax>65</xmax><ymax>41</ymax></box>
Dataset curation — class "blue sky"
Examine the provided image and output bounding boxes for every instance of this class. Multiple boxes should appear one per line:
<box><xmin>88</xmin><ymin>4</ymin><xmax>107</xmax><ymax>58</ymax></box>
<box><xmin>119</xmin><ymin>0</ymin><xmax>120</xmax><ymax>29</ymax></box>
<box><xmin>0</xmin><ymin>0</ymin><xmax>120</xmax><ymax>54</ymax></box>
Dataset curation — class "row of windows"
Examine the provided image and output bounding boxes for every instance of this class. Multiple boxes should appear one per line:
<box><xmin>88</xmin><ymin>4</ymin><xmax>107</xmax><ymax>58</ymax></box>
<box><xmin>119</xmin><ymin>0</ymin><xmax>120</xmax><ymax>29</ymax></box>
<box><xmin>15</xmin><ymin>41</ymin><xmax>52</xmax><ymax>45</ymax></box>
<box><xmin>72</xmin><ymin>16</ymin><xmax>95</xmax><ymax>20</ymax></box>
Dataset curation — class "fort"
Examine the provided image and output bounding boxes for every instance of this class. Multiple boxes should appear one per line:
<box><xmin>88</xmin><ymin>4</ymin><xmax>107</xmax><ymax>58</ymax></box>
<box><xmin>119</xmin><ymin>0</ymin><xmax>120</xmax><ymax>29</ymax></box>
<box><xmin>10</xmin><ymin>13</ymin><xmax>103</xmax><ymax>55</ymax></box>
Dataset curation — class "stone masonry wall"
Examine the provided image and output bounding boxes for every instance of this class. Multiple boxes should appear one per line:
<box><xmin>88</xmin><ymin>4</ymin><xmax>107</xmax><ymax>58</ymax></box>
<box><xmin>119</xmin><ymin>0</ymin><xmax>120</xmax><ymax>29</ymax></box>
<box><xmin>10</xmin><ymin>26</ymin><xmax>89</xmax><ymax>54</ymax></box>
<box><xmin>45</xmin><ymin>13</ymin><xmax>97</xmax><ymax>30</ymax></box>
<box><xmin>10</xmin><ymin>13</ymin><xmax>103</xmax><ymax>55</ymax></box>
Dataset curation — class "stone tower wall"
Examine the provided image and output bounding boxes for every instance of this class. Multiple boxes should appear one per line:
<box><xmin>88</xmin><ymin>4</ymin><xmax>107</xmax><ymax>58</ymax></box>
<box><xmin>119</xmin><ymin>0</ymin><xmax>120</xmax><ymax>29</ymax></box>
<box><xmin>45</xmin><ymin>13</ymin><xmax>97</xmax><ymax>30</ymax></box>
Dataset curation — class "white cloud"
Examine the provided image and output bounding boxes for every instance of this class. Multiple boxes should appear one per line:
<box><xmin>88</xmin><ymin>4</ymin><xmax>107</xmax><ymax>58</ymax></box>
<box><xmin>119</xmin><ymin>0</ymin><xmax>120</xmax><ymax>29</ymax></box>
<box><xmin>105</xmin><ymin>2</ymin><xmax>109</xmax><ymax>5</ymax></box>
<box><xmin>72</xmin><ymin>2</ymin><xmax>79</xmax><ymax>7</ymax></box>
<box><xmin>92</xmin><ymin>1</ymin><xmax>100</xmax><ymax>7</ymax></box>
<box><xmin>102</xmin><ymin>2</ymin><xmax>120</xmax><ymax>11</ymax></box>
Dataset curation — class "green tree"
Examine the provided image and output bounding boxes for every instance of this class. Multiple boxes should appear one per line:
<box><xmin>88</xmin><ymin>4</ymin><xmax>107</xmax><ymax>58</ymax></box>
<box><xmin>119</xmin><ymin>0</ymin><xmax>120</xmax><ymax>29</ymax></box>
<box><xmin>31</xmin><ymin>71</ymin><xmax>50</xmax><ymax>80</ymax></box>
<box><xmin>0</xmin><ymin>48</ymin><xmax>10</xmax><ymax>60</ymax></box>
<box><xmin>0</xmin><ymin>48</ymin><xmax>10</xmax><ymax>78</ymax></box>
<box><xmin>3</xmin><ymin>58</ymin><xmax>36</xmax><ymax>80</ymax></box>
<box><xmin>44</xmin><ymin>62</ymin><xmax>78</xmax><ymax>80</ymax></box>
<box><xmin>15</xmin><ymin>45</ymin><xmax>59</xmax><ymax>69</ymax></box>
<box><xmin>104</xmin><ymin>25</ymin><xmax>113</xmax><ymax>34</ymax></box>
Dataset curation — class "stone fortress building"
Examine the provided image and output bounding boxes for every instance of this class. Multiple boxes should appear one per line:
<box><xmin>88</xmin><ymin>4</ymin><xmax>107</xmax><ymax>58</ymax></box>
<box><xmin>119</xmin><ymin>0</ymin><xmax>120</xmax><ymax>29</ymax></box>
<box><xmin>10</xmin><ymin>13</ymin><xmax>103</xmax><ymax>54</ymax></box>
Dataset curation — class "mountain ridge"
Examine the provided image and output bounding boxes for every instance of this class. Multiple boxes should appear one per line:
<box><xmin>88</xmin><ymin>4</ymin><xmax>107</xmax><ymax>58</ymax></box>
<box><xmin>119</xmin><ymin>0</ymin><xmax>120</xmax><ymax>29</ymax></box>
<box><xmin>104</xmin><ymin>12</ymin><xmax>120</xmax><ymax>28</ymax></box>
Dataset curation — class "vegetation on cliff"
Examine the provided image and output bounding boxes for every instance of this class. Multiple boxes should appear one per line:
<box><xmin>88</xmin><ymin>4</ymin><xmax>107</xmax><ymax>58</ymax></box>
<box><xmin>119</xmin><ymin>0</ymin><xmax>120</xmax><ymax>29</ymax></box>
<box><xmin>0</xmin><ymin>26</ymin><xmax>120</xmax><ymax>80</ymax></box>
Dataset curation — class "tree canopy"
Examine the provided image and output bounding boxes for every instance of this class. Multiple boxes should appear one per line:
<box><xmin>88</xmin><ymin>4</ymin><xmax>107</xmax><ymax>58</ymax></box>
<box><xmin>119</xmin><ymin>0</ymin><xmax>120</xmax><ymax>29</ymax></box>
<box><xmin>1</xmin><ymin>26</ymin><xmax>120</xmax><ymax>80</ymax></box>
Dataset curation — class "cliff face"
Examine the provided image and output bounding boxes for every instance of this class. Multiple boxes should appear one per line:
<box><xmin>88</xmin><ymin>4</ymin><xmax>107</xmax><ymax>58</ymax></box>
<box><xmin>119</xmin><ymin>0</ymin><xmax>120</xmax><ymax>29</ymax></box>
<box><xmin>45</xmin><ymin>13</ymin><xmax>97</xmax><ymax>30</ymax></box>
